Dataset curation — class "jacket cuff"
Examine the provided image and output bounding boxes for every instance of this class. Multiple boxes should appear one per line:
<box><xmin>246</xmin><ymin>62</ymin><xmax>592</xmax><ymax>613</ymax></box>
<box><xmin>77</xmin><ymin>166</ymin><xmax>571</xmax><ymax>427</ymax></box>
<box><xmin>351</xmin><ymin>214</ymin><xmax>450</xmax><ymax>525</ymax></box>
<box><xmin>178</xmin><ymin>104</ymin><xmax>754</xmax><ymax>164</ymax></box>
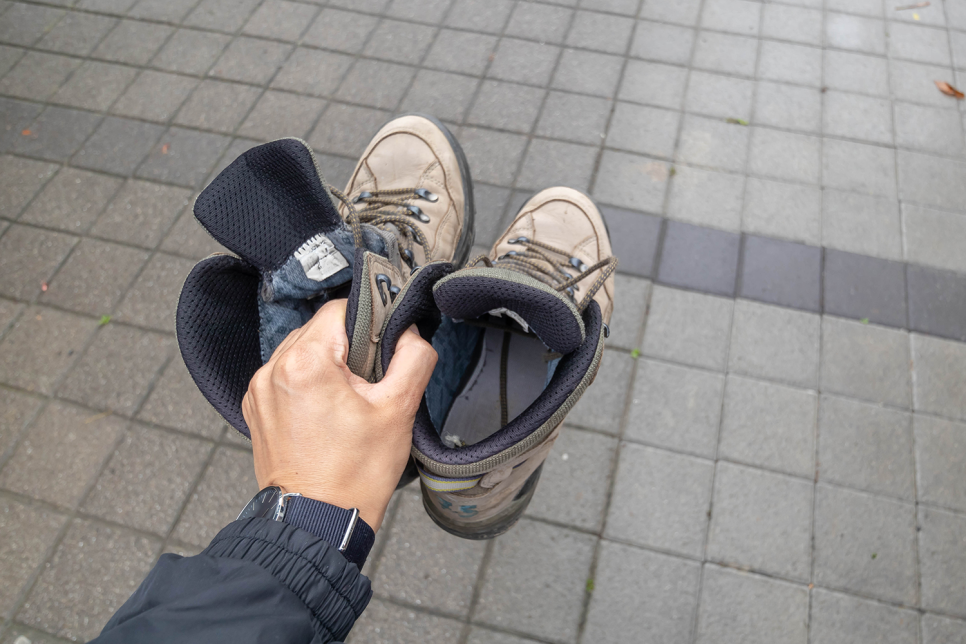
<box><xmin>203</xmin><ymin>517</ymin><xmax>372</xmax><ymax>641</ymax></box>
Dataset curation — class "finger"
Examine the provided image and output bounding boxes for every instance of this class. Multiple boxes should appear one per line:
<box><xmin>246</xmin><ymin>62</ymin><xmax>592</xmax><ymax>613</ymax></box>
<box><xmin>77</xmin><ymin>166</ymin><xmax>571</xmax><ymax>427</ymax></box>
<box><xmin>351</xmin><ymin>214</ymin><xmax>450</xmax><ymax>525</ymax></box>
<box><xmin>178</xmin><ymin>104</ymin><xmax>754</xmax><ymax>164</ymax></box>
<box><xmin>264</xmin><ymin>325</ymin><xmax>306</xmax><ymax>368</ymax></box>
<box><xmin>293</xmin><ymin>299</ymin><xmax>352</xmax><ymax>366</ymax></box>
<box><xmin>377</xmin><ymin>328</ymin><xmax>438</xmax><ymax>410</ymax></box>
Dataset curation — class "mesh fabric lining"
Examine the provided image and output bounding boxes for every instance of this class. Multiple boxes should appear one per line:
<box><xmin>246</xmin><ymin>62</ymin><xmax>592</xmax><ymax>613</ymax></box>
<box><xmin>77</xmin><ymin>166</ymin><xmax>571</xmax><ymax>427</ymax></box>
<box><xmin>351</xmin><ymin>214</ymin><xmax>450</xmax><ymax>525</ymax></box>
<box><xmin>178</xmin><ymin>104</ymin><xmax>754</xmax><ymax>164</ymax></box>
<box><xmin>433</xmin><ymin>273</ymin><xmax>584</xmax><ymax>354</ymax></box>
<box><xmin>344</xmin><ymin>248</ymin><xmax>366</xmax><ymax>346</ymax></box>
<box><xmin>176</xmin><ymin>255</ymin><xmax>262</xmax><ymax>438</ymax></box>
<box><xmin>194</xmin><ymin>139</ymin><xmax>342</xmax><ymax>272</ymax></box>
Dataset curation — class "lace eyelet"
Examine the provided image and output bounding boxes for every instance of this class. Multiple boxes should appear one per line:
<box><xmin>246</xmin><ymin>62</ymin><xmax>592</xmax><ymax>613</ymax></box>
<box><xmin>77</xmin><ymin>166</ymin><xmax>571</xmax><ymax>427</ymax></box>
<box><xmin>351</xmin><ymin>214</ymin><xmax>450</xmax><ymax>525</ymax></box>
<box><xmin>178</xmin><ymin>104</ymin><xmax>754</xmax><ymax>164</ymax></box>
<box><xmin>414</xmin><ymin>188</ymin><xmax>438</xmax><ymax>202</ymax></box>
<box><xmin>508</xmin><ymin>237</ymin><xmax>529</xmax><ymax>245</ymax></box>
<box><xmin>353</xmin><ymin>191</ymin><xmax>372</xmax><ymax>203</ymax></box>
<box><xmin>569</xmin><ymin>257</ymin><xmax>588</xmax><ymax>272</ymax></box>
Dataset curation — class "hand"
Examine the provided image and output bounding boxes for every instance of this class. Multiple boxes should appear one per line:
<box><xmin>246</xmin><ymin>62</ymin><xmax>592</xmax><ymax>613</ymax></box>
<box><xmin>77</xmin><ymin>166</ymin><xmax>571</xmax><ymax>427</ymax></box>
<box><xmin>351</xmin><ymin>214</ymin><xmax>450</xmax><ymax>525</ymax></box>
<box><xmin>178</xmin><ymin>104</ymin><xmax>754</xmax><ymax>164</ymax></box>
<box><xmin>242</xmin><ymin>299</ymin><xmax>437</xmax><ymax>531</ymax></box>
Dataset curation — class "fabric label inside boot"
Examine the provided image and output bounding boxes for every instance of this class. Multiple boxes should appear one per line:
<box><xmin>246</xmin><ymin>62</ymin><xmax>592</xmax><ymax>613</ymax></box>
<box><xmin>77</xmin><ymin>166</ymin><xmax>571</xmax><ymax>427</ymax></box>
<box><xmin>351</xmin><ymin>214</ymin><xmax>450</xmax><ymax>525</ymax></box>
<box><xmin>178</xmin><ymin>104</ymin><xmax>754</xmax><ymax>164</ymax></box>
<box><xmin>295</xmin><ymin>233</ymin><xmax>349</xmax><ymax>282</ymax></box>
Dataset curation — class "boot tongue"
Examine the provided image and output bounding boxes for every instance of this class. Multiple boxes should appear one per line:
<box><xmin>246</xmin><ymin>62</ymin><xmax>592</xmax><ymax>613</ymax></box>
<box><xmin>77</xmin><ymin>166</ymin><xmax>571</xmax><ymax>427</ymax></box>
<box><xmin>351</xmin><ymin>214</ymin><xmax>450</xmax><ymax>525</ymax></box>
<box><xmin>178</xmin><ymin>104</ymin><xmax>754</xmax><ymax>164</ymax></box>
<box><xmin>432</xmin><ymin>267</ymin><xmax>586</xmax><ymax>354</ymax></box>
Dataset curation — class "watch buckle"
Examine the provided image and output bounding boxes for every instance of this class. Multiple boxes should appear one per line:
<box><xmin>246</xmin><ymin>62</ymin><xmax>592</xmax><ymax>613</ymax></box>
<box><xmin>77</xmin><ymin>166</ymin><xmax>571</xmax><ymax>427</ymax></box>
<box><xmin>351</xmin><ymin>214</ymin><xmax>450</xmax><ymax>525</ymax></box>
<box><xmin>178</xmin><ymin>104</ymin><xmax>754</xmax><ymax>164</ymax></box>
<box><xmin>274</xmin><ymin>492</ymin><xmax>302</xmax><ymax>522</ymax></box>
<box><xmin>338</xmin><ymin>508</ymin><xmax>360</xmax><ymax>553</ymax></box>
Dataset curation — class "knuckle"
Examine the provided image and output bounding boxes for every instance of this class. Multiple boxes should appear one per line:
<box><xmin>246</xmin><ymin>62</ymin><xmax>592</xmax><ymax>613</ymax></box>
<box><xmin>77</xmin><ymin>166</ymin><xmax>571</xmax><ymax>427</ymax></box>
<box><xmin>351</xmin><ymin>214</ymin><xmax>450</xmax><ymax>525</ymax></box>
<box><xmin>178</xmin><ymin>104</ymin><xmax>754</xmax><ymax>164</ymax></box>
<box><xmin>272</xmin><ymin>344</ymin><xmax>319</xmax><ymax>388</ymax></box>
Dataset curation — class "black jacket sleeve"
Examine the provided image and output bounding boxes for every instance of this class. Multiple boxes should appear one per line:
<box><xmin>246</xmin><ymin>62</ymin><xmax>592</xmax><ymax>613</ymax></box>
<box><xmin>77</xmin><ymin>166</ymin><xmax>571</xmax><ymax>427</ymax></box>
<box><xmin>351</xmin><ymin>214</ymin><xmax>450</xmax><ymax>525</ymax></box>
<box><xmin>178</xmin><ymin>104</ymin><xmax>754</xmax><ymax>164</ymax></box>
<box><xmin>90</xmin><ymin>518</ymin><xmax>372</xmax><ymax>644</ymax></box>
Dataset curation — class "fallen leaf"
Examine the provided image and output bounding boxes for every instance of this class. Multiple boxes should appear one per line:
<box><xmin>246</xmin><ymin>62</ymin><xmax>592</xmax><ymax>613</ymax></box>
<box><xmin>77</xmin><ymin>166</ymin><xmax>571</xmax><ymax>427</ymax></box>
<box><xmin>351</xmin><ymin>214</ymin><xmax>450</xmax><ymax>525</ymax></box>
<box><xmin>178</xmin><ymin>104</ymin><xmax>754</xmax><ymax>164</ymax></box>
<box><xmin>871</xmin><ymin>553</ymin><xmax>878</xmax><ymax>559</ymax></box>
<box><xmin>161</xmin><ymin>143</ymin><xmax>170</xmax><ymax>154</ymax></box>
<box><xmin>860</xmin><ymin>318</ymin><xmax>870</xmax><ymax>324</ymax></box>
<box><xmin>99</xmin><ymin>314</ymin><xmax>112</xmax><ymax>326</ymax></box>
<box><xmin>84</xmin><ymin>410</ymin><xmax>113</xmax><ymax>424</ymax></box>
<box><xmin>21</xmin><ymin>129</ymin><xmax>31</xmax><ymax>136</ymax></box>
<box><xmin>935</xmin><ymin>80</ymin><xmax>965</xmax><ymax>99</ymax></box>
<box><xmin>40</xmin><ymin>281</ymin><xmax>47</xmax><ymax>291</ymax></box>
<box><xmin>630</xmin><ymin>348</ymin><xmax>641</xmax><ymax>358</ymax></box>
<box><xmin>894</xmin><ymin>1</ymin><xmax>928</xmax><ymax>9</ymax></box>
<box><xmin>913</xmin><ymin>13</ymin><xmax>920</xmax><ymax>19</ymax></box>
<box><xmin>726</xmin><ymin>117</ymin><xmax>749</xmax><ymax>125</ymax></box>
<box><xmin>586</xmin><ymin>579</ymin><xmax>595</xmax><ymax>593</ymax></box>
<box><xmin>669</xmin><ymin>167</ymin><xmax>676</xmax><ymax>177</ymax></box>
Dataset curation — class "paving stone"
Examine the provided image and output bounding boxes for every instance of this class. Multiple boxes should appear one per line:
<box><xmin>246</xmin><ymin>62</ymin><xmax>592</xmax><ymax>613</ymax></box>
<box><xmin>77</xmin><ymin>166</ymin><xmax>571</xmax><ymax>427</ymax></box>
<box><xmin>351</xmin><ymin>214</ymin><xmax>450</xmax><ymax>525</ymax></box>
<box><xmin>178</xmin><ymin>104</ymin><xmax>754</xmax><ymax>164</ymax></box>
<box><xmin>692</xmin><ymin>31</ymin><xmax>758</xmax><ymax>77</ymax></box>
<box><xmin>173</xmin><ymin>447</ymin><xmax>257</xmax><ymax>547</ymax></box>
<box><xmin>607</xmin><ymin>102</ymin><xmax>680</xmax><ymax>159</ymax></box>
<box><xmin>592</xmin><ymin>150</ymin><xmax>670</xmax><ymax>213</ymax></box>
<box><xmin>309</xmin><ymin>102</ymin><xmax>392</xmax><ymax>158</ymax></box>
<box><xmin>922</xmin><ymin>614</ymin><xmax>966</xmax><ymax>644</ymax></box>
<box><xmin>810</xmin><ymin>589</ymin><xmax>919</xmax><ymax>644</ymax></box>
<box><xmin>695</xmin><ymin>565</ymin><xmax>808</xmax><ymax>644</ymax></box>
<box><xmin>824</xmin><ymin>49</ymin><xmax>891</xmax><ymax>96</ymax></box>
<box><xmin>185</xmin><ymin>0</ymin><xmax>261</xmax><ymax>32</ymax></box>
<box><xmin>605</xmin><ymin>443</ymin><xmax>714</xmax><ymax>557</ymax></box>
<box><xmin>0</xmin><ymin>497</ymin><xmax>66</xmax><ymax>620</ymax></box>
<box><xmin>112</xmin><ymin>70</ymin><xmax>198</xmax><ymax>123</ymax></box>
<box><xmin>642</xmin><ymin>285</ymin><xmax>734</xmax><ymax>371</ymax></box>
<box><xmin>913</xmin><ymin>334</ymin><xmax>966</xmax><ymax>422</ymax></box>
<box><xmin>36</xmin><ymin>12</ymin><xmax>115</xmax><ymax>58</ymax></box>
<box><xmin>84</xmin><ymin>424</ymin><xmax>213</xmax><ymax>535</ymax></box>
<box><xmin>373</xmin><ymin>490</ymin><xmax>486</xmax><ymax>616</ymax></box>
<box><xmin>824</xmin><ymin>249</ymin><xmax>908</xmax><ymax>328</ymax></box>
<box><xmin>0</xmin><ymin>381</ymin><xmax>41</xmax><ymax>459</ymax></box>
<box><xmin>707</xmin><ymin>462</ymin><xmax>813</xmax><ymax>580</ymax></box>
<box><xmin>60</xmin><ymin>324</ymin><xmax>175</xmax><ymax>416</ymax></box>
<box><xmin>3</xmin><ymin>621</ymin><xmax>80</xmax><ymax>644</ymax></box>
<box><xmin>888</xmin><ymin>22</ymin><xmax>951</xmax><ymax>65</ymax></box>
<box><xmin>626</xmin><ymin>358</ymin><xmax>724</xmax><ymax>458</ymax></box>
<box><xmin>583</xmin><ymin>541</ymin><xmax>700</xmax><ymax>644</ymax></box>
<box><xmin>73</xmin><ymin>116</ymin><xmax>166</xmax><ymax>177</ymax></box>
<box><xmin>748</xmin><ymin>127</ymin><xmax>821</xmax><ymax>185</ymax></box>
<box><xmin>685</xmin><ymin>71</ymin><xmax>755</xmax><ymax>122</ymax></box>
<box><xmin>0</xmin><ymin>401</ymin><xmax>126</xmax><ymax>508</ymax></box>
<box><xmin>0</xmin><ymin>307</ymin><xmax>95</xmax><ymax>397</ymax></box>
<box><xmin>517</xmin><ymin>138</ymin><xmax>596</xmax><ymax>192</ymax></box>
<box><xmin>159</xmin><ymin>203</ymin><xmax>228</xmax><ymax>260</ymax></box>
<box><xmin>599</xmin><ymin>206</ymin><xmax>662</xmax><ymax>278</ymax></box>
<box><xmin>553</xmin><ymin>49</ymin><xmax>624</xmax><ymax>98</ymax></box>
<box><xmin>93</xmin><ymin>20</ymin><xmax>172</xmax><ymax>65</ymax></box>
<box><xmin>242</xmin><ymin>0</ymin><xmax>317</xmax><ymax>41</ymax></box>
<box><xmin>0</xmin><ymin>156</ymin><xmax>58</xmax><ymax>219</ymax></box>
<box><xmin>658</xmin><ymin>220</ymin><xmax>740</xmax><ymax>296</ymax></box>
<box><xmin>677</xmin><ymin>115</ymin><xmax>749</xmax><ymax>172</ymax></box>
<box><xmin>444</xmin><ymin>0</ymin><xmax>513</xmax><ymax>34</ymax></box>
<box><xmin>728</xmin><ymin>299</ymin><xmax>820</xmax><ymax>388</ymax></box>
<box><xmin>894</xmin><ymin>102</ymin><xmax>965</xmax><ymax>159</ymax></box>
<box><xmin>466</xmin><ymin>80</ymin><xmax>545</xmax><ymax>133</ymax></box>
<box><xmin>640</xmin><ymin>0</ymin><xmax>702</xmax><ymax>25</ymax></box>
<box><xmin>487</xmin><ymin>38</ymin><xmax>560</xmax><ymax>87</ymax></box>
<box><xmin>823</xmin><ymin>138</ymin><xmax>897</xmax><ymax>199</ymax></box>
<box><xmin>903</xmin><ymin>204</ymin><xmax>966</xmax><ymax>272</ymax></box>
<box><xmin>823</xmin><ymin>90</ymin><xmax>894</xmax><ymax>145</ymax></box>
<box><xmin>761</xmin><ymin>3</ymin><xmax>822</xmax><ymax>45</ymax></box>
<box><xmin>0</xmin><ymin>52</ymin><xmax>78</xmax><ymax>101</ymax></box>
<box><xmin>908</xmin><ymin>265</ymin><xmax>966</xmax><ymax>342</ymax></box>
<box><xmin>758</xmin><ymin>41</ymin><xmax>823</xmax><ymax>87</ymax></box>
<box><xmin>0</xmin><ymin>98</ymin><xmax>42</xmax><ymax>154</ymax></box>
<box><xmin>567</xmin><ymin>349</ymin><xmax>632</xmax><ymax>434</ymax></box>
<box><xmin>19</xmin><ymin>518</ymin><xmax>159</xmax><ymax>642</ymax></box>
<box><xmin>423</xmin><ymin>28</ymin><xmax>497</xmax><ymax>76</ymax></box>
<box><xmin>919</xmin><ymin>506</ymin><xmax>966</xmax><ymax>618</ymax></box>
<box><xmin>581</xmin><ymin>0</ymin><xmax>640</xmax><ymax>13</ymax></box>
<box><xmin>469</xmin><ymin>183</ymin><xmax>511</xmax><ymax>247</ymax></box>
<box><xmin>19</xmin><ymin>167</ymin><xmax>119</xmax><ymax>235</ymax></box>
<box><xmin>753</xmin><ymin>81</ymin><xmax>822</xmax><ymax>133</ymax></box>
<box><xmin>898</xmin><ymin>151</ymin><xmax>966</xmax><ymax>214</ymax></box>
<box><xmin>456</xmin><ymin>126</ymin><xmax>528</xmax><ymax>186</ymax></box>
<box><xmin>239</xmin><ymin>90</ymin><xmax>326</xmax><ymax>142</ymax></box>
<box><xmin>303</xmin><ymin>8</ymin><xmax>377</xmax><ymax>53</ymax></box>
<box><xmin>399</xmin><ymin>70</ymin><xmax>476</xmax><ymax>123</ymax></box>
<box><xmin>536</xmin><ymin>91</ymin><xmax>611</xmax><ymax>145</ymax></box>
<box><xmin>336</xmin><ymin>59</ymin><xmax>417</xmax><ymax>110</ymax></box>
<box><xmin>90</xmin><ymin>179</ymin><xmax>191</xmax><ymax>248</ymax></box>
<box><xmin>890</xmin><ymin>59</ymin><xmax>958</xmax><ymax>108</ymax></box>
<box><xmin>364</xmin><ymin>19</ymin><xmax>437</xmax><ymax>66</ymax></box>
<box><xmin>347</xmin><ymin>598</ymin><xmax>464</xmax><ymax>644</ymax></box>
<box><xmin>151</xmin><ymin>28</ymin><xmax>231</xmax><ymax>76</ymax></box>
<box><xmin>813</xmin><ymin>485</ymin><xmax>918</xmax><ymax>604</ymax></box>
<box><xmin>137</xmin><ymin>127</ymin><xmax>231</xmax><ymax>188</ymax></box>
<box><xmin>606</xmin><ymin>274</ymin><xmax>649</xmax><ymax>350</ymax></box>
<box><xmin>818</xmin><ymin>395</ymin><xmax>914</xmax><ymax>501</ymax></box>
<box><xmin>475</xmin><ymin>519</ymin><xmax>595</xmax><ymax>643</ymax></box>
<box><xmin>619</xmin><ymin>60</ymin><xmax>688</xmax><ymax>109</ymax></box>
<box><xmin>174</xmin><ymin>80</ymin><xmax>261</xmax><ymax>134</ymax></box>
<box><xmin>720</xmin><ymin>376</ymin><xmax>816</xmax><ymax>478</ymax></box>
<box><xmin>137</xmin><ymin>356</ymin><xmax>227</xmax><ymax>439</ymax></box>
<box><xmin>76</xmin><ymin>0</ymin><xmax>138</xmax><ymax>13</ymax></box>
<box><xmin>506</xmin><ymin>2</ymin><xmax>573</xmax><ymax>44</ymax></box>
<box><xmin>914</xmin><ymin>414</ymin><xmax>966</xmax><ymax>513</ymax></box>
<box><xmin>8</xmin><ymin>107</ymin><xmax>102</xmax><ymax>162</ymax></box>
<box><xmin>701</xmin><ymin>0</ymin><xmax>761</xmax><ymax>36</ymax></box>
<box><xmin>630</xmin><ymin>20</ymin><xmax>695</xmax><ymax>65</ymax></box>
<box><xmin>0</xmin><ymin>224</ymin><xmax>76</xmax><ymax>301</ymax></box>
<box><xmin>822</xmin><ymin>316</ymin><xmax>912</xmax><ymax>408</ymax></box>
<box><xmin>526</xmin><ymin>426</ymin><xmax>618</xmax><ymax>530</ymax></box>
<box><xmin>826</xmin><ymin>13</ymin><xmax>886</xmax><ymax>54</ymax></box>
<box><xmin>828</xmin><ymin>0</ymin><xmax>882</xmax><ymax>15</ymax></box>
<box><xmin>50</xmin><ymin>61</ymin><xmax>137</xmax><ymax>112</ymax></box>
<box><xmin>115</xmin><ymin>253</ymin><xmax>194</xmax><ymax>332</ymax></box>
<box><xmin>0</xmin><ymin>4</ymin><xmax>65</xmax><ymax>47</ymax></box>
<box><xmin>739</xmin><ymin>235</ymin><xmax>821</xmax><ymax>311</ymax></box>
<box><xmin>41</xmin><ymin>239</ymin><xmax>148</xmax><ymax>316</ymax></box>
<box><xmin>567</xmin><ymin>10</ymin><xmax>634</xmax><ymax>54</ymax></box>
<box><xmin>386</xmin><ymin>0</ymin><xmax>453</xmax><ymax>24</ymax></box>
<box><xmin>209</xmin><ymin>37</ymin><xmax>290</xmax><ymax>85</ymax></box>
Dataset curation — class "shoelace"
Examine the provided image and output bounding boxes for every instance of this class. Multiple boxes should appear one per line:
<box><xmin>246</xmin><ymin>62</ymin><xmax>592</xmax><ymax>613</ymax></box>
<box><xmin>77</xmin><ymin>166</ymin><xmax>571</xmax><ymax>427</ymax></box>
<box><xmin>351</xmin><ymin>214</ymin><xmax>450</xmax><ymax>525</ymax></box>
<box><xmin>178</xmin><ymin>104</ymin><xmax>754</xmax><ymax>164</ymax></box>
<box><xmin>329</xmin><ymin>186</ymin><xmax>437</xmax><ymax>269</ymax></box>
<box><xmin>469</xmin><ymin>237</ymin><xmax>618</xmax><ymax>312</ymax></box>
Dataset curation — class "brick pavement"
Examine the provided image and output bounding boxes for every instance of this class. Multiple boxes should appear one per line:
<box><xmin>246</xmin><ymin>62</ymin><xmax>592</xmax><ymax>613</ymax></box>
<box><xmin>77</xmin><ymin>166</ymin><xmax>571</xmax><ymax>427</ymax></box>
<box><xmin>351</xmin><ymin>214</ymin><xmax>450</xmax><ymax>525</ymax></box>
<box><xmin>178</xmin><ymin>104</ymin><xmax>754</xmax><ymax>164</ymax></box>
<box><xmin>1</xmin><ymin>0</ymin><xmax>966</xmax><ymax>641</ymax></box>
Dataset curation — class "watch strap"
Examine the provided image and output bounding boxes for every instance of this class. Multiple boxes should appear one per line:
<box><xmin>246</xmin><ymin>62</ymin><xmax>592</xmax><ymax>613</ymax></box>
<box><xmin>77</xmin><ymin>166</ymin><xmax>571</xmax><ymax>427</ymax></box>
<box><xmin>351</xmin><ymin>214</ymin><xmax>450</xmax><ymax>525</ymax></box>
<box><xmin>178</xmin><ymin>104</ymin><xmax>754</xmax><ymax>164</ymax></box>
<box><xmin>283</xmin><ymin>495</ymin><xmax>375</xmax><ymax>568</ymax></box>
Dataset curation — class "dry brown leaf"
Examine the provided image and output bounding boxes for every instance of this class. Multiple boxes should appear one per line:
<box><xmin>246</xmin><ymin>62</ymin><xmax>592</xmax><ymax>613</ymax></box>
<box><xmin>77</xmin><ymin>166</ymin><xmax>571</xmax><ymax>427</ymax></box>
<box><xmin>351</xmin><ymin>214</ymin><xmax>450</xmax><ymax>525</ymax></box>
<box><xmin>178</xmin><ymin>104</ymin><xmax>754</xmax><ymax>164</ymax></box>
<box><xmin>935</xmin><ymin>80</ymin><xmax>965</xmax><ymax>99</ymax></box>
<box><xmin>21</xmin><ymin>129</ymin><xmax>31</xmax><ymax>136</ymax></box>
<box><xmin>161</xmin><ymin>143</ymin><xmax>170</xmax><ymax>154</ymax></box>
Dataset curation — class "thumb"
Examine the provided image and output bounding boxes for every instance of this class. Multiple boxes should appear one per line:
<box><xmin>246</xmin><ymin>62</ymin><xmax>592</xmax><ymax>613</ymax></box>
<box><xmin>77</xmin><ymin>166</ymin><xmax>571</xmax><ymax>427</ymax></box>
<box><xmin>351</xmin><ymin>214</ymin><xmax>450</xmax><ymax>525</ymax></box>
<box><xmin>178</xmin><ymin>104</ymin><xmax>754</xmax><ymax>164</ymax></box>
<box><xmin>376</xmin><ymin>326</ymin><xmax>437</xmax><ymax>413</ymax></box>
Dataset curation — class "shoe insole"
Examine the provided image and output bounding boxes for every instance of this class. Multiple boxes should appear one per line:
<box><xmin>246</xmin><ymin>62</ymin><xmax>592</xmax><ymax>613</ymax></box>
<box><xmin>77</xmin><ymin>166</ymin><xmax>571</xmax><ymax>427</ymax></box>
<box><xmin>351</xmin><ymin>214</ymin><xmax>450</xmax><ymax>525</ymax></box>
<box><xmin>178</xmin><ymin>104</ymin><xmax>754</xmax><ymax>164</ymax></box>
<box><xmin>441</xmin><ymin>326</ymin><xmax>549</xmax><ymax>447</ymax></box>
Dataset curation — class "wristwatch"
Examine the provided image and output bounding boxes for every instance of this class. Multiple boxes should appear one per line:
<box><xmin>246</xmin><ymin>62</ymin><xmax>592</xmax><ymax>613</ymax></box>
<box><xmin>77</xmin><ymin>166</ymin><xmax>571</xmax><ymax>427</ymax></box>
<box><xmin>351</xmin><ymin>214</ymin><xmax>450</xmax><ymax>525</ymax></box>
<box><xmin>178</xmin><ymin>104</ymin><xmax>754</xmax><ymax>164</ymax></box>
<box><xmin>237</xmin><ymin>486</ymin><xmax>375</xmax><ymax>568</ymax></box>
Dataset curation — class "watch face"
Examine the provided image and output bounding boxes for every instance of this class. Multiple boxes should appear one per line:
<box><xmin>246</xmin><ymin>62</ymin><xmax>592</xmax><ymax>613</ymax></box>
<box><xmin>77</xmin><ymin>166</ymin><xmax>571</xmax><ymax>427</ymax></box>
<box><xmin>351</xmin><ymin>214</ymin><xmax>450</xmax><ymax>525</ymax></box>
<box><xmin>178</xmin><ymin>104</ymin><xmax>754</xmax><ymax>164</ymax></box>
<box><xmin>237</xmin><ymin>486</ymin><xmax>282</xmax><ymax>521</ymax></box>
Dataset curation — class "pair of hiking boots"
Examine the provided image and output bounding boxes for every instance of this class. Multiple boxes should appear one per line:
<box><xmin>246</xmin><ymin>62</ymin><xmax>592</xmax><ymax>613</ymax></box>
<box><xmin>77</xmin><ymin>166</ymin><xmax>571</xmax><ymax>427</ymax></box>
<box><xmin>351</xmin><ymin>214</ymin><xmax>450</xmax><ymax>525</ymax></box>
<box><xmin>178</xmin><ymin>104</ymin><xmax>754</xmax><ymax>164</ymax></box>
<box><xmin>177</xmin><ymin>115</ymin><xmax>617</xmax><ymax>540</ymax></box>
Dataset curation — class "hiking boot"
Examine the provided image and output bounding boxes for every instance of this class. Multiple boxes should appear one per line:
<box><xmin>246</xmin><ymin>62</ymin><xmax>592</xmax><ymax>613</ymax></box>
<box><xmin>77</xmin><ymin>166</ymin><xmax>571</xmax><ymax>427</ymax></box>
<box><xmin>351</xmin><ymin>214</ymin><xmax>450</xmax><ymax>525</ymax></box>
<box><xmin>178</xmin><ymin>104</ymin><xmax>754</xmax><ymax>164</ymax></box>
<box><xmin>176</xmin><ymin>137</ymin><xmax>407</xmax><ymax>438</ymax></box>
<box><xmin>334</xmin><ymin>113</ymin><xmax>475</xmax><ymax>272</ymax></box>
<box><xmin>365</xmin><ymin>187</ymin><xmax>617</xmax><ymax>538</ymax></box>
